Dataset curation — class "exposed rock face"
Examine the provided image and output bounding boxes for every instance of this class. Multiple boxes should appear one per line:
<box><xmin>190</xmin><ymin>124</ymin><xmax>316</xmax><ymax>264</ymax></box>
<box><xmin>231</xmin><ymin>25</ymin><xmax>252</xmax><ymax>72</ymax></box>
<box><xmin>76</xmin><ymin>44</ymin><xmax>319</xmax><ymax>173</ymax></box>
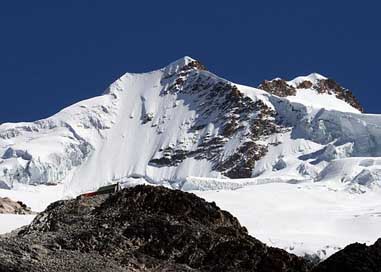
<box><xmin>150</xmin><ymin>60</ymin><xmax>282</xmax><ymax>178</ymax></box>
<box><xmin>313</xmin><ymin>239</ymin><xmax>381</xmax><ymax>272</ymax></box>
<box><xmin>314</xmin><ymin>78</ymin><xmax>363</xmax><ymax>112</ymax></box>
<box><xmin>0</xmin><ymin>197</ymin><xmax>33</xmax><ymax>214</ymax></box>
<box><xmin>258</xmin><ymin>79</ymin><xmax>297</xmax><ymax>97</ymax></box>
<box><xmin>182</xmin><ymin>59</ymin><xmax>207</xmax><ymax>71</ymax></box>
<box><xmin>258</xmin><ymin>77</ymin><xmax>363</xmax><ymax>112</ymax></box>
<box><xmin>0</xmin><ymin>185</ymin><xmax>311</xmax><ymax>272</ymax></box>
<box><xmin>0</xmin><ymin>57</ymin><xmax>368</xmax><ymax>192</ymax></box>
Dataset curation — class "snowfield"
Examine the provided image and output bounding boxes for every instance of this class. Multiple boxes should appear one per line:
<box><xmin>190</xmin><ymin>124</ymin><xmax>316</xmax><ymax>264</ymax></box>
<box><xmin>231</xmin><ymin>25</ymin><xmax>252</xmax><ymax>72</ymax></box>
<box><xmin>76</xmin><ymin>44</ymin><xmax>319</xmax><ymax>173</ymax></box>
<box><xmin>0</xmin><ymin>56</ymin><xmax>381</xmax><ymax>258</ymax></box>
<box><xmin>286</xmin><ymin>73</ymin><xmax>361</xmax><ymax>114</ymax></box>
<box><xmin>197</xmin><ymin>182</ymin><xmax>381</xmax><ymax>259</ymax></box>
<box><xmin>0</xmin><ymin>184</ymin><xmax>64</xmax><ymax>235</ymax></box>
<box><xmin>0</xmin><ymin>214</ymin><xmax>35</xmax><ymax>234</ymax></box>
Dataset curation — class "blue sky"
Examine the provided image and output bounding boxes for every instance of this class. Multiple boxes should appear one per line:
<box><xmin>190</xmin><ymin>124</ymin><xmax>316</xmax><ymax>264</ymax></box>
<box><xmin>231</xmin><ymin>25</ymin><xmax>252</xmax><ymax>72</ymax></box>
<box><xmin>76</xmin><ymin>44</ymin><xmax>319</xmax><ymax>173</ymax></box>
<box><xmin>1</xmin><ymin>1</ymin><xmax>380</xmax><ymax>122</ymax></box>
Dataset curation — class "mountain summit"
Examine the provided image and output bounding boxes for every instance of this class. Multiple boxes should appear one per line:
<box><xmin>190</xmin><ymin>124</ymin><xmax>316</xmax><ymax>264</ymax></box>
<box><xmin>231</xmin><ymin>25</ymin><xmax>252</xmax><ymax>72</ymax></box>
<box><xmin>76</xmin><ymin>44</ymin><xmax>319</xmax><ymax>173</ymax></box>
<box><xmin>0</xmin><ymin>57</ymin><xmax>377</xmax><ymax>196</ymax></box>
<box><xmin>258</xmin><ymin>73</ymin><xmax>363</xmax><ymax>112</ymax></box>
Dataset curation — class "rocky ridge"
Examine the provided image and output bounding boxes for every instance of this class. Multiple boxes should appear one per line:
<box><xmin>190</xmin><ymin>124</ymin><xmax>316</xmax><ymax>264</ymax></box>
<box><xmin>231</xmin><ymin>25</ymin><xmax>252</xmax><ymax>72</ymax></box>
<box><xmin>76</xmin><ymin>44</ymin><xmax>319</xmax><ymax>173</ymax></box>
<box><xmin>313</xmin><ymin>239</ymin><xmax>381</xmax><ymax>272</ymax></box>
<box><xmin>258</xmin><ymin>76</ymin><xmax>363</xmax><ymax>112</ymax></box>
<box><xmin>0</xmin><ymin>185</ymin><xmax>379</xmax><ymax>271</ymax></box>
<box><xmin>149</xmin><ymin>59</ymin><xmax>282</xmax><ymax>178</ymax></box>
<box><xmin>0</xmin><ymin>185</ymin><xmax>311</xmax><ymax>272</ymax></box>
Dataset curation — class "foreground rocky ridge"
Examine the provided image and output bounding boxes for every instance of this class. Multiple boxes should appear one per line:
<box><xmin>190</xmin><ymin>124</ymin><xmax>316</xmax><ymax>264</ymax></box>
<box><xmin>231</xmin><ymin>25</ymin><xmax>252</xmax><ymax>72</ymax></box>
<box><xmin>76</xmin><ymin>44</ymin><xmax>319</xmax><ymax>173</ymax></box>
<box><xmin>0</xmin><ymin>185</ymin><xmax>379</xmax><ymax>272</ymax></box>
<box><xmin>0</xmin><ymin>185</ymin><xmax>311</xmax><ymax>272</ymax></box>
<box><xmin>313</xmin><ymin>239</ymin><xmax>381</xmax><ymax>272</ymax></box>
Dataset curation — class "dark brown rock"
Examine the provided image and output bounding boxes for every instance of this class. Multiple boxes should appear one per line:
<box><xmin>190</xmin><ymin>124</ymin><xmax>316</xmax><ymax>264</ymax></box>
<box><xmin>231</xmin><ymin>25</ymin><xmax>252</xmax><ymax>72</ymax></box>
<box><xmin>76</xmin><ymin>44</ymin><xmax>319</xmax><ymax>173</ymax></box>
<box><xmin>313</xmin><ymin>79</ymin><xmax>363</xmax><ymax>112</ymax></box>
<box><xmin>182</xmin><ymin>60</ymin><xmax>207</xmax><ymax>71</ymax></box>
<box><xmin>297</xmin><ymin>80</ymin><xmax>313</xmax><ymax>89</ymax></box>
<box><xmin>0</xmin><ymin>185</ymin><xmax>311</xmax><ymax>272</ymax></box>
<box><xmin>313</xmin><ymin>239</ymin><xmax>381</xmax><ymax>272</ymax></box>
<box><xmin>258</xmin><ymin>76</ymin><xmax>364</xmax><ymax>112</ymax></box>
<box><xmin>258</xmin><ymin>79</ymin><xmax>297</xmax><ymax>97</ymax></box>
<box><xmin>153</xmin><ymin>64</ymin><xmax>282</xmax><ymax>177</ymax></box>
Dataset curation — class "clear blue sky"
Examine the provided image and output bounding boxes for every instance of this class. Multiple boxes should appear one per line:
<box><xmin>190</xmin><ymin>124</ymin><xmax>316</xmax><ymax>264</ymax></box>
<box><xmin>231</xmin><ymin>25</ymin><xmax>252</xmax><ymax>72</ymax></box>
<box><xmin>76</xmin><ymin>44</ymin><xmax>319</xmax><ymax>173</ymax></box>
<box><xmin>1</xmin><ymin>1</ymin><xmax>380</xmax><ymax>122</ymax></box>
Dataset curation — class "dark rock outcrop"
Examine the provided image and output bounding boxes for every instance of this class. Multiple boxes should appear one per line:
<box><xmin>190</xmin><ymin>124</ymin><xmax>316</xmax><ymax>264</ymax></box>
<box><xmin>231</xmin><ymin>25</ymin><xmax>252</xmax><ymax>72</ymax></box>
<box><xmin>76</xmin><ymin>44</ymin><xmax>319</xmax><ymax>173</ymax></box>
<box><xmin>0</xmin><ymin>185</ymin><xmax>311</xmax><ymax>272</ymax></box>
<box><xmin>313</xmin><ymin>78</ymin><xmax>363</xmax><ymax>112</ymax></box>
<box><xmin>1</xmin><ymin>185</ymin><xmax>380</xmax><ymax>271</ymax></box>
<box><xmin>258</xmin><ymin>79</ymin><xmax>297</xmax><ymax>97</ymax></box>
<box><xmin>258</xmin><ymin>77</ymin><xmax>363</xmax><ymax>112</ymax></box>
<box><xmin>313</xmin><ymin>239</ymin><xmax>381</xmax><ymax>272</ymax></box>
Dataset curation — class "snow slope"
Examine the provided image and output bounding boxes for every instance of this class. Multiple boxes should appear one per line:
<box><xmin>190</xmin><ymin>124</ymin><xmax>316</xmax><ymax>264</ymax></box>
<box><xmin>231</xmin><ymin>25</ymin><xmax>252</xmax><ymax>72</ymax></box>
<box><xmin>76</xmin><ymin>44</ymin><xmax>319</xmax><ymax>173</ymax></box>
<box><xmin>1</xmin><ymin>57</ymin><xmax>381</xmax><ymax>257</ymax></box>
<box><xmin>286</xmin><ymin>73</ymin><xmax>360</xmax><ymax>114</ymax></box>
<box><xmin>0</xmin><ymin>184</ymin><xmax>64</xmax><ymax>235</ymax></box>
<box><xmin>196</xmin><ymin>182</ymin><xmax>381</xmax><ymax>259</ymax></box>
<box><xmin>1</xmin><ymin>57</ymin><xmax>377</xmax><ymax>195</ymax></box>
<box><xmin>0</xmin><ymin>56</ymin><xmax>280</xmax><ymax>195</ymax></box>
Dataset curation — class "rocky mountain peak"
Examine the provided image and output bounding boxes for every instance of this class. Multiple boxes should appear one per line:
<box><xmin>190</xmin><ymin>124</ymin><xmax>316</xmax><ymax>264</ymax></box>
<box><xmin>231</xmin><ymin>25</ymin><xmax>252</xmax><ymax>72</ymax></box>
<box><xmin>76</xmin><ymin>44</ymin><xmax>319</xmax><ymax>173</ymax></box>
<box><xmin>258</xmin><ymin>74</ymin><xmax>364</xmax><ymax>112</ymax></box>
<box><xmin>0</xmin><ymin>58</ymin><xmax>376</xmax><ymax>195</ymax></box>
<box><xmin>163</xmin><ymin>56</ymin><xmax>206</xmax><ymax>77</ymax></box>
<box><xmin>258</xmin><ymin>78</ymin><xmax>297</xmax><ymax>97</ymax></box>
<box><xmin>150</xmin><ymin>60</ymin><xmax>280</xmax><ymax>179</ymax></box>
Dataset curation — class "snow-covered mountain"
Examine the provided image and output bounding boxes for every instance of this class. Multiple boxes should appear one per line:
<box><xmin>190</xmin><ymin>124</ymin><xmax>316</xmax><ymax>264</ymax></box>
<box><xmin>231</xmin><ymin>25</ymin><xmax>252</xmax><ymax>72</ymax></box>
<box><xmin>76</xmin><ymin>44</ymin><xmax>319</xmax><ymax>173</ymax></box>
<box><xmin>2</xmin><ymin>56</ymin><xmax>381</xmax><ymax>259</ymax></box>
<box><xmin>0</xmin><ymin>56</ymin><xmax>380</xmax><ymax>195</ymax></box>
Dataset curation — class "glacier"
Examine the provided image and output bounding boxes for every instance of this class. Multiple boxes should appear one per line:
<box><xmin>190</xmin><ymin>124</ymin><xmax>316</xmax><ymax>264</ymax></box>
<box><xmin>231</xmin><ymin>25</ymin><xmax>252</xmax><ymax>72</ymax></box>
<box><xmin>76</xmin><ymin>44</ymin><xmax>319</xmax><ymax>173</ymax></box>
<box><xmin>1</xmin><ymin>56</ymin><xmax>381</xmax><ymax>258</ymax></box>
<box><xmin>0</xmin><ymin>56</ymin><xmax>380</xmax><ymax>194</ymax></box>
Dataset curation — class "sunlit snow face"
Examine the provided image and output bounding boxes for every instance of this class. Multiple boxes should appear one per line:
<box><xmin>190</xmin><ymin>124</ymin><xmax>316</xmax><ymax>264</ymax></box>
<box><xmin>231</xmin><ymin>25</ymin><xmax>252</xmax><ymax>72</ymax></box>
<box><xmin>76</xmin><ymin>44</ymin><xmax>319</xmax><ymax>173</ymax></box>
<box><xmin>0</xmin><ymin>58</ymin><xmax>380</xmax><ymax>260</ymax></box>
